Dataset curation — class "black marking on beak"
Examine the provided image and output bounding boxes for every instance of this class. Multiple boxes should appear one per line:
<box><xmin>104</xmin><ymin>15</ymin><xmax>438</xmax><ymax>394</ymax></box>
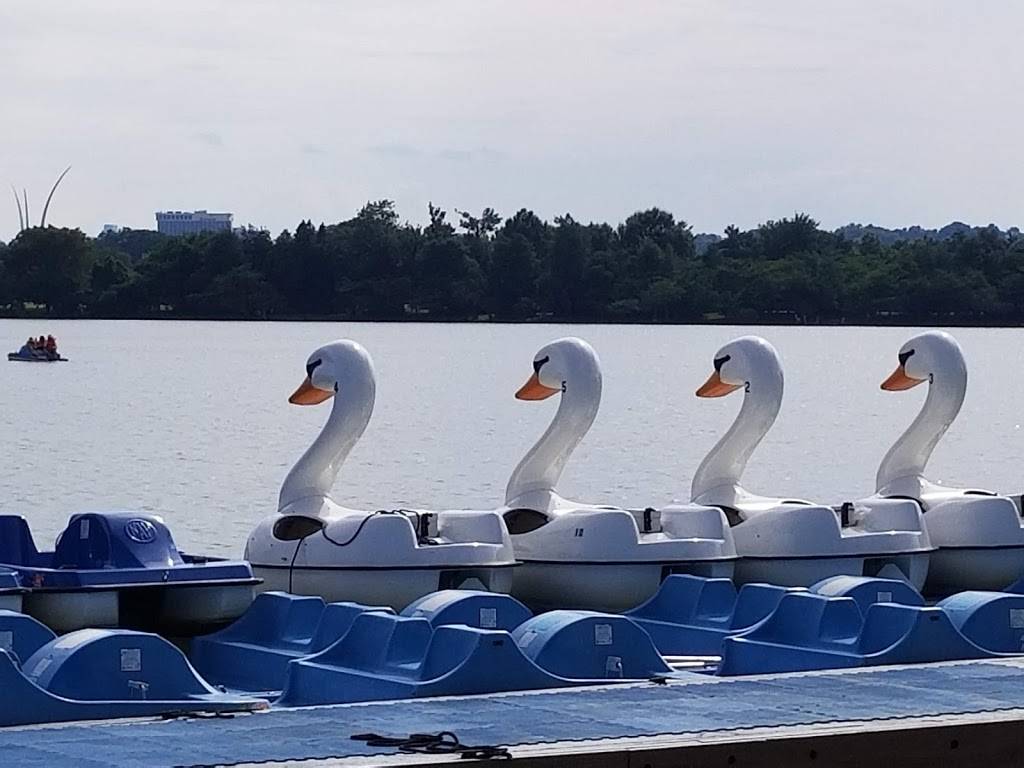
<box><xmin>898</xmin><ymin>349</ymin><xmax>915</xmax><ymax>367</ymax></box>
<box><xmin>532</xmin><ymin>355</ymin><xmax>550</xmax><ymax>374</ymax></box>
<box><xmin>713</xmin><ymin>354</ymin><xmax>731</xmax><ymax>372</ymax></box>
<box><xmin>306</xmin><ymin>358</ymin><xmax>323</xmax><ymax>378</ymax></box>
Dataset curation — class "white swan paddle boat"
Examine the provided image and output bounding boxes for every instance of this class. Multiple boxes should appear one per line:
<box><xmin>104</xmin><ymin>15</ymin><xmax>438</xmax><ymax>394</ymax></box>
<box><xmin>244</xmin><ymin>340</ymin><xmax>516</xmax><ymax>610</ymax></box>
<box><xmin>873</xmin><ymin>331</ymin><xmax>1024</xmax><ymax>593</ymax></box>
<box><xmin>692</xmin><ymin>336</ymin><xmax>932</xmax><ymax>588</ymax></box>
<box><xmin>503</xmin><ymin>337</ymin><xmax>736</xmax><ymax>612</ymax></box>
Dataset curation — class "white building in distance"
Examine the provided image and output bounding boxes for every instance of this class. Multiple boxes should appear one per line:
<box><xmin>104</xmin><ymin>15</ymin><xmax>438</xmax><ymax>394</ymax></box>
<box><xmin>155</xmin><ymin>210</ymin><xmax>233</xmax><ymax>236</ymax></box>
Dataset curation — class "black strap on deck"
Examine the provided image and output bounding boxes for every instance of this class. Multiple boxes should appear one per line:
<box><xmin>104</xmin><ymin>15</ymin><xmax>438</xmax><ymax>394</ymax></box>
<box><xmin>351</xmin><ymin>731</ymin><xmax>512</xmax><ymax>760</ymax></box>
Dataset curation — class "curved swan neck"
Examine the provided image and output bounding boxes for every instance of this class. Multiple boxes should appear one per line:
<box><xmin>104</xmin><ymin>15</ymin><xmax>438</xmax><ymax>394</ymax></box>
<box><xmin>691</xmin><ymin>361</ymin><xmax>782</xmax><ymax>502</ymax></box>
<box><xmin>278</xmin><ymin>373</ymin><xmax>375</xmax><ymax>513</ymax></box>
<box><xmin>505</xmin><ymin>359</ymin><xmax>601</xmax><ymax>511</ymax></box>
<box><xmin>876</xmin><ymin>363</ymin><xmax>966</xmax><ymax>493</ymax></box>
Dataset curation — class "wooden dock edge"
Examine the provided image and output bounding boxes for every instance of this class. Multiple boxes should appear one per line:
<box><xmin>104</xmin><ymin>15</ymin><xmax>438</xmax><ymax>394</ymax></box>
<box><xmin>267</xmin><ymin>707</ymin><xmax>1024</xmax><ymax>768</ymax></box>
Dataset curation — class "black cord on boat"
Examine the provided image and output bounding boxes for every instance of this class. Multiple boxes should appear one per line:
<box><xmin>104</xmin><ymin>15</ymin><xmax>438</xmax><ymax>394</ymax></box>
<box><xmin>287</xmin><ymin>510</ymin><xmax>433</xmax><ymax>590</ymax></box>
<box><xmin>286</xmin><ymin>514</ymin><xmax>366</xmax><ymax>593</ymax></box>
<box><xmin>321</xmin><ymin>510</ymin><xmax>385</xmax><ymax>547</ymax></box>
<box><xmin>287</xmin><ymin>536</ymin><xmax>306</xmax><ymax>594</ymax></box>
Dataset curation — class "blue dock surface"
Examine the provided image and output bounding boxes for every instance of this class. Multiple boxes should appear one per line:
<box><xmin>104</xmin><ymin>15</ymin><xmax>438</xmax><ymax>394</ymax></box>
<box><xmin>8</xmin><ymin>657</ymin><xmax>1024</xmax><ymax>766</ymax></box>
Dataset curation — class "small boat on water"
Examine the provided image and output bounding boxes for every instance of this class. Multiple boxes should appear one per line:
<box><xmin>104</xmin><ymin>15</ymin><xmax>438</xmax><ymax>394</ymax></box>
<box><xmin>8</xmin><ymin>334</ymin><xmax>67</xmax><ymax>362</ymax></box>
<box><xmin>0</xmin><ymin>512</ymin><xmax>258</xmax><ymax>634</ymax></box>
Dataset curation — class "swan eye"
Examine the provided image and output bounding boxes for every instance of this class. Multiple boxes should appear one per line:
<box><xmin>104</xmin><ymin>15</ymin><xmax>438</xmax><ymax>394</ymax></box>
<box><xmin>713</xmin><ymin>354</ymin><xmax>731</xmax><ymax>372</ymax></box>
<box><xmin>898</xmin><ymin>349</ymin><xmax>915</xmax><ymax>366</ymax></box>
<box><xmin>306</xmin><ymin>358</ymin><xmax>323</xmax><ymax>378</ymax></box>
<box><xmin>532</xmin><ymin>355</ymin><xmax>550</xmax><ymax>374</ymax></box>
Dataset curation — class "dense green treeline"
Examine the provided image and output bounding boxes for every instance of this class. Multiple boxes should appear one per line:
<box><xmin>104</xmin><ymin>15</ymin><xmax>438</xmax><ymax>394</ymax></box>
<box><xmin>1</xmin><ymin>202</ymin><xmax>1023</xmax><ymax>323</ymax></box>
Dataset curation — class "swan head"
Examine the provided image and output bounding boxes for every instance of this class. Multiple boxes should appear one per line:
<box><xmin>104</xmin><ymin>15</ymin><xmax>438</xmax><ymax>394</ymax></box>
<box><xmin>289</xmin><ymin>339</ymin><xmax>375</xmax><ymax>405</ymax></box>
<box><xmin>696</xmin><ymin>336</ymin><xmax>781</xmax><ymax>398</ymax></box>
<box><xmin>881</xmin><ymin>331</ymin><xmax>963</xmax><ymax>391</ymax></box>
<box><xmin>515</xmin><ymin>337</ymin><xmax>600</xmax><ymax>400</ymax></box>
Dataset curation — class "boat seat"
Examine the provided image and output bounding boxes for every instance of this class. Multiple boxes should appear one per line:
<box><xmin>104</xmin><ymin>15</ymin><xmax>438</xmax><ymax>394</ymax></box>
<box><xmin>719</xmin><ymin>595</ymin><xmax>994</xmax><ymax>676</ymax></box>
<box><xmin>0</xmin><ymin>610</ymin><xmax>56</xmax><ymax>666</ymax></box>
<box><xmin>0</xmin><ymin>631</ymin><xmax>262</xmax><ymax>727</ymax></box>
<box><xmin>627</xmin><ymin>575</ymin><xmax>737</xmax><ymax>625</ymax></box>
<box><xmin>625</xmin><ymin>575</ymin><xmax>800</xmax><ymax>655</ymax></box>
<box><xmin>938</xmin><ymin>591</ymin><xmax>1024</xmax><ymax>654</ymax></box>
<box><xmin>309</xmin><ymin>601</ymin><xmax>395</xmax><ymax>650</ymax></box>
<box><xmin>810</xmin><ymin>575</ymin><xmax>925</xmax><ymax>614</ymax></box>
<box><xmin>730</xmin><ymin>584</ymin><xmax>804</xmax><ymax>629</ymax></box>
<box><xmin>511</xmin><ymin>611</ymin><xmax>670</xmax><ymax>679</ymax></box>
<box><xmin>717</xmin><ymin>593</ymin><xmax>865</xmax><ymax>675</ymax></box>
<box><xmin>210</xmin><ymin>592</ymin><xmax>327</xmax><ymax>648</ymax></box>
<box><xmin>319</xmin><ymin>611</ymin><xmax>433</xmax><ymax>672</ymax></box>
<box><xmin>401</xmin><ymin>589</ymin><xmax>532</xmax><ymax>631</ymax></box>
<box><xmin>857</xmin><ymin>603</ymin><xmax>989</xmax><ymax>664</ymax></box>
<box><xmin>190</xmin><ymin>592</ymin><xmax>393</xmax><ymax>691</ymax></box>
<box><xmin>743</xmin><ymin>592</ymin><xmax>863</xmax><ymax>648</ymax></box>
<box><xmin>277</xmin><ymin>618</ymin><xmax>572</xmax><ymax>707</ymax></box>
<box><xmin>0</xmin><ymin>516</ymin><xmax>43</xmax><ymax>566</ymax></box>
<box><xmin>52</xmin><ymin>512</ymin><xmax>186</xmax><ymax>570</ymax></box>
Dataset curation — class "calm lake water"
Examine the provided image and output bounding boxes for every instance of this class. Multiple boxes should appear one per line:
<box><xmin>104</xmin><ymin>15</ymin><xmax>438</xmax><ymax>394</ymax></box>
<box><xmin>2</xmin><ymin>320</ymin><xmax>1023</xmax><ymax>556</ymax></box>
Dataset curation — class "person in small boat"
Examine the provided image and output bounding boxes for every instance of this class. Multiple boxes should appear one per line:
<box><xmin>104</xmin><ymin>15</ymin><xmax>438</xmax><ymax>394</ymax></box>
<box><xmin>45</xmin><ymin>335</ymin><xmax>57</xmax><ymax>358</ymax></box>
<box><xmin>18</xmin><ymin>338</ymin><xmax>35</xmax><ymax>357</ymax></box>
<box><xmin>30</xmin><ymin>336</ymin><xmax>48</xmax><ymax>359</ymax></box>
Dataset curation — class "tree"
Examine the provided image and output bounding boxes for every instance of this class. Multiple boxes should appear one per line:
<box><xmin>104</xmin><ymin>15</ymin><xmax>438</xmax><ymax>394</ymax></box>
<box><xmin>425</xmin><ymin>203</ymin><xmax>455</xmax><ymax>238</ymax></box>
<box><xmin>88</xmin><ymin>250</ymin><xmax>135</xmax><ymax>311</ymax></box>
<box><xmin>95</xmin><ymin>228</ymin><xmax>167</xmax><ymax>263</ymax></box>
<box><xmin>457</xmin><ymin>207</ymin><xmax>501</xmax><ymax>238</ymax></box>
<box><xmin>549</xmin><ymin>215</ymin><xmax>588</xmax><ymax>318</ymax></box>
<box><xmin>618</xmin><ymin>208</ymin><xmax>695</xmax><ymax>258</ymax></box>
<box><xmin>4</xmin><ymin>227</ymin><xmax>94</xmax><ymax>313</ymax></box>
<box><xmin>758</xmin><ymin>213</ymin><xmax>822</xmax><ymax>259</ymax></box>
<box><xmin>490</xmin><ymin>233</ymin><xmax>539</xmax><ymax>317</ymax></box>
<box><xmin>413</xmin><ymin>235</ymin><xmax>483</xmax><ymax>316</ymax></box>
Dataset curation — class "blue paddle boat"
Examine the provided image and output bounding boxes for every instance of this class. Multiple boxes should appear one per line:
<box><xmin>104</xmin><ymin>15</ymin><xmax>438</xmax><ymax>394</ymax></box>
<box><xmin>0</xmin><ymin>512</ymin><xmax>258</xmax><ymax>634</ymax></box>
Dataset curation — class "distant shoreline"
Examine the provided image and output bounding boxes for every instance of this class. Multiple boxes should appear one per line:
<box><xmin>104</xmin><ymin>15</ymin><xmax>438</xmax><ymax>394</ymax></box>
<box><xmin>3</xmin><ymin>313</ymin><xmax>1023</xmax><ymax>329</ymax></box>
<box><xmin>3</xmin><ymin>207</ymin><xmax>1022</xmax><ymax>328</ymax></box>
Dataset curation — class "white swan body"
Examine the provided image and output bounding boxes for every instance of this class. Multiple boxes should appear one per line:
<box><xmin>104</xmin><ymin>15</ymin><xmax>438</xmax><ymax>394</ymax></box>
<box><xmin>874</xmin><ymin>331</ymin><xmax>1024</xmax><ymax>592</ymax></box>
<box><xmin>692</xmin><ymin>336</ymin><xmax>931</xmax><ymax>588</ymax></box>
<box><xmin>244</xmin><ymin>340</ymin><xmax>515</xmax><ymax>610</ymax></box>
<box><xmin>504</xmin><ymin>337</ymin><xmax>736</xmax><ymax>612</ymax></box>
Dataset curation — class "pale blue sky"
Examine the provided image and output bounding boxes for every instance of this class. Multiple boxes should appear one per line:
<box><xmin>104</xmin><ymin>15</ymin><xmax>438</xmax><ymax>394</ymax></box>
<box><xmin>2</xmin><ymin>1</ymin><xmax>1021</xmax><ymax>240</ymax></box>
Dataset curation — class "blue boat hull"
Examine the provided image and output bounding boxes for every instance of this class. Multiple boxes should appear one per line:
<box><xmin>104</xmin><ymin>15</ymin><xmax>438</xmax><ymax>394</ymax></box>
<box><xmin>0</xmin><ymin>512</ymin><xmax>258</xmax><ymax>634</ymax></box>
<box><xmin>7</xmin><ymin>353</ymin><xmax>68</xmax><ymax>362</ymax></box>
